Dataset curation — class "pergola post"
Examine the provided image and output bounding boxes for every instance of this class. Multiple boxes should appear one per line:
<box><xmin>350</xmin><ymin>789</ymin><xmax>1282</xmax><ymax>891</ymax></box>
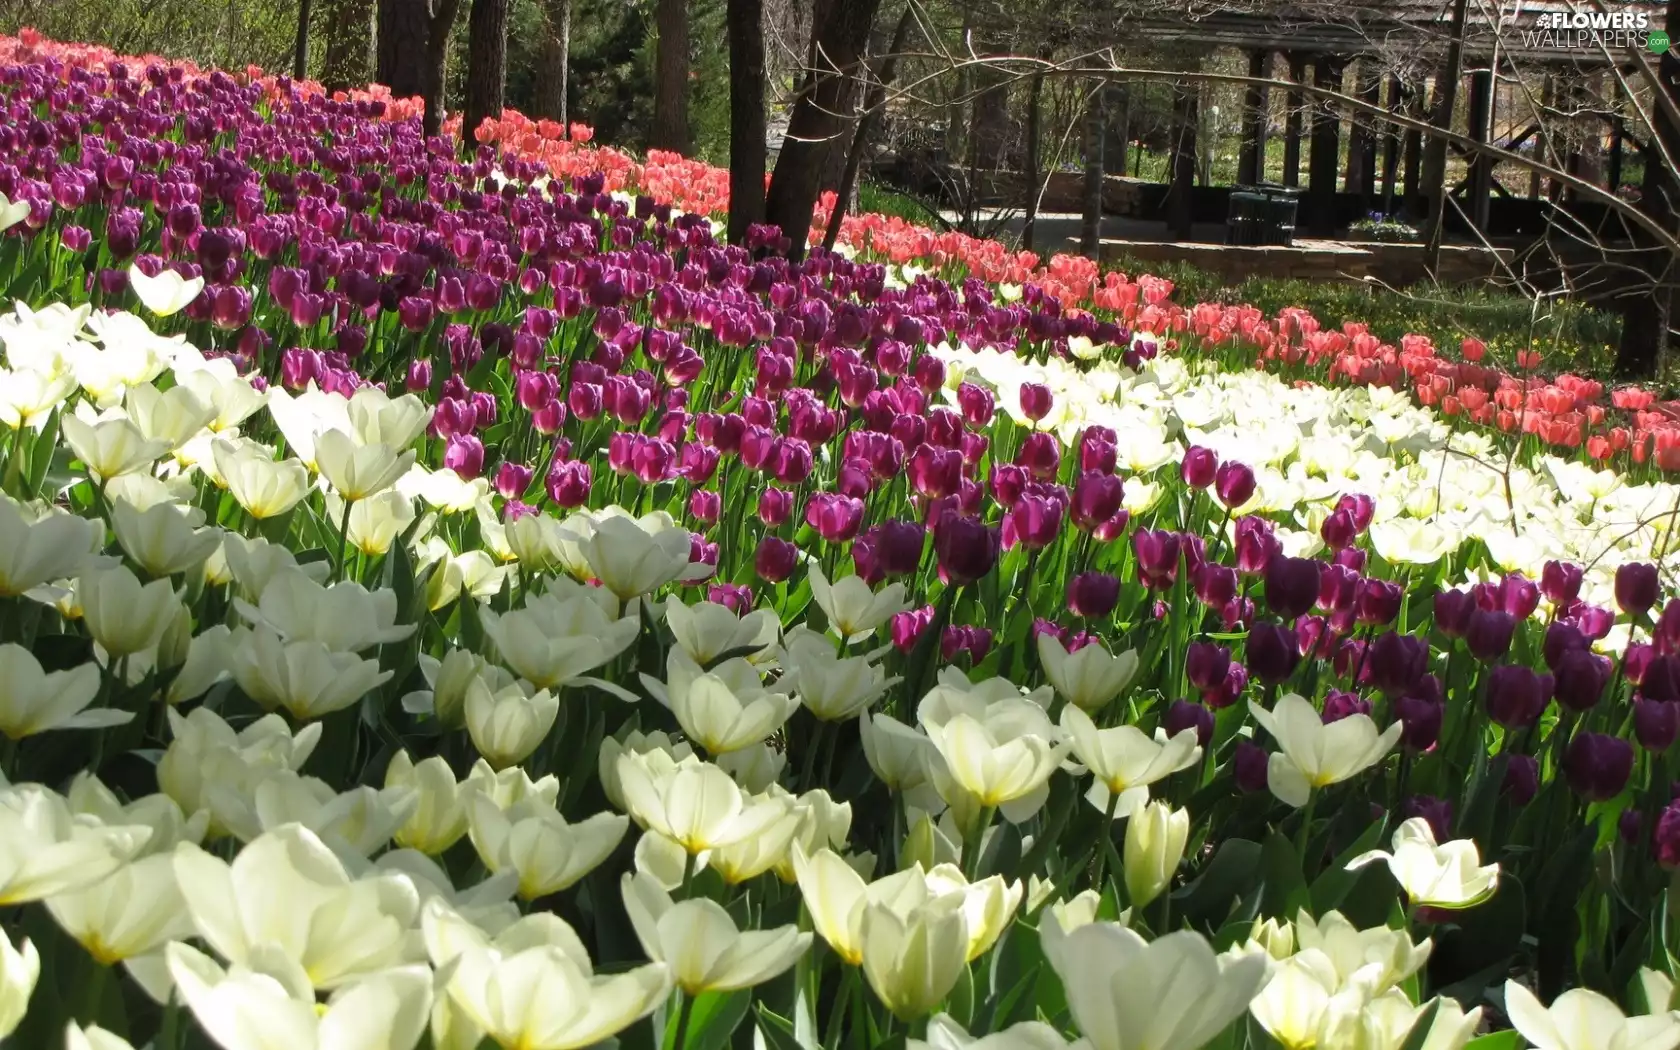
<box><xmin>1466</xmin><ymin>65</ymin><xmax>1494</xmax><ymax>231</ymax></box>
<box><xmin>1346</xmin><ymin>61</ymin><xmax>1379</xmax><ymax>197</ymax></box>
<box><xmin>1284</xmin><ymin>53</ymin><xmax>1306</xmax><ymax>187</ymax></box>
<box><xmin>1168</xmin><ymin>76</ymin><xmax>1199</xmax><ymax>238</ymax></box>
<box><xmin>1307</xmin><ymin>56</ymin><xmax>1343</xmax><ymax>233</ymax></box>
<box><xmin>1238</xmin><ymin>49</ymin><xmax>1271</xmax><ymax>185</ymax></box>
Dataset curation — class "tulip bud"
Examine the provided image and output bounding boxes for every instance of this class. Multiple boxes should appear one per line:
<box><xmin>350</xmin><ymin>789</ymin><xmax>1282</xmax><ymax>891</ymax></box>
<box><xmin>1019</xmin><ymin>383</ymin><xmax>1053</xmax><ymax>422</ymax></box>
<box><xmin>1123</xmin><ymin>801</ymin><xmax>1188</xmax><ymax>909</ymax></box>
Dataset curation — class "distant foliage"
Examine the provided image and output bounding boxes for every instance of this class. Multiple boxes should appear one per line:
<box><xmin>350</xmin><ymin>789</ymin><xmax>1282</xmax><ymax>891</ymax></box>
<box><xmin>0</xmin><ymin>0</ymin><xmax>295</xmax><ymax>73</ymax></box>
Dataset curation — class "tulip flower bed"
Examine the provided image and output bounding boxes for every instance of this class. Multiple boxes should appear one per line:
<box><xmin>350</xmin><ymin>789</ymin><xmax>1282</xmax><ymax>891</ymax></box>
<box><xmin>7</xmin><ymin>32</ymin><xmax>1680</xmax><ymax>1050</ymax></box>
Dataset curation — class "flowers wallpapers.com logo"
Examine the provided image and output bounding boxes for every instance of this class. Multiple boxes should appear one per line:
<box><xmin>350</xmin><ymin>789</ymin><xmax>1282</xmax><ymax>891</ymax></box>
<box><xmin>1517</xmin><ymin>8</ymin><xmax>1668</xmax><ymax>51</ymax></box>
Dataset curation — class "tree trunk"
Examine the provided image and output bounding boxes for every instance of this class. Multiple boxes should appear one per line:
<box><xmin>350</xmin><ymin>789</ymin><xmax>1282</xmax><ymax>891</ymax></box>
<box><xmin>823</xmin><ymin>3</ymin><xmax>914</xmax><ymax>251</ymax></box>
<box><xmin>422</xmin><ymin>0</ymin><xmax>460</xmax><ymax>138</ymax></box>
<box><xmin>1421</xmin><ymin>0</ymin><xmax>1470</xmax><ymax>271</ymax></box>
<box><xmin>294</xmin><ymin>0</ymin><xmax>314</xmax><ymax>79</ymax></box>
<box><xmin>1614</xmin><ymin>0</ymin><xmax>1680</xmax><ymax>377</ymax></box>
<box><xmin>320</xmin><ymin>0</ymin><xmax>374</xmax><ymax>92</ymax></box>
<box><xmin>1080</xmin><ymin>80</ymin><xmax>1106</xmax><ymax>256</ymax></box>
<box><xmin>650</xmin><ymin>0</ymin><xmax>691</xmax><ymax>153</ymax></box>
<box><xmin>728</xmin><ymin>0</ymin><xmax>767</xmax><ymax>244</ymax></box>
<box><xmin>376</xmin><ymin>0</ymin><xmax>458</xmax><ymax>137</ymax></box>
<box><xmin>464</xmin><ymin>0</ymin><xmax>509</xmax><ymax>143</ymax></box>
<box><xmin>535</xmin><ymin>0</ymin><xmax>571</xmax><ymax>124</ymax></box>
<box><xmin>763</xmin><ymin>0</ymin><xmax>882</xmax><ymax>259</ymax></box>
<box><xmin>1168</xmin><ymin>78</ymin><xmax>1197</xmax><ymax>239</ymax></box>
<box><xmin>1021</xmin><ymin>48</ymin><xmax>1050</xmax><ymax>253</ymax></box>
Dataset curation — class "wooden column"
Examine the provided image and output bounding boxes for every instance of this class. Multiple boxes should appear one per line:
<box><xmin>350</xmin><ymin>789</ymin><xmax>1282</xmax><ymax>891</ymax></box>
<box><xmin>1238</xmin><ymin>49</ymin><xmax>1271</xmax><ymax>185</ymax></box>
<box><xmin>1307</xmin><ymin>57</ymin><xmax>1343</xmax><ymax>232</ymax></box>
<box><xmin>1466</xmin><ymin>66</ymin><xmax>1494</xmax><ymax>231</ymax></box>
<box><xmin>1168</xmin><ymin>77</ymin><xmax>1199</xmax><ymax>238</ymax></box>
<box><xmin>1284</xmin><ymin>53</ymin><xmax>1306</xmax><ymax>187</ymax></box>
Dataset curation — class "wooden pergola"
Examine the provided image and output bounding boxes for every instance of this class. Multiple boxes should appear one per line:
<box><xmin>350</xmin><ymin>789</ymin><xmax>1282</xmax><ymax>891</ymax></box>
<box><xmin>1108</xmin><ymin>0</ymin><xmax>1665</xmax><ymax>237</ymax></box>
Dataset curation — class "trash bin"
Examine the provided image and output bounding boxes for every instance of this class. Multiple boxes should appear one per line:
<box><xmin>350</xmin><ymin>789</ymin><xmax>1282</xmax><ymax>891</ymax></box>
<box><xmin>1226</xmin><ymin>184</ymin><xmax>1300</xmax><ymax>247</ymax></box>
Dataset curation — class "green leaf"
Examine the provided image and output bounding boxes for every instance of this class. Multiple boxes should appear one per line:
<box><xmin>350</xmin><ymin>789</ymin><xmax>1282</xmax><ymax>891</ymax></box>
<box><xmin>1174</xmin><ymin>838</ymin><xmax>1262</xmax><ymax>931</ymax></box>
<box><xmin>666</xmin><ymin>991</ymin><xmax>750</xmax><ymax>1050</ymax></box>
<box><xmin>1259</xmin><ymin>830</ymin><xmax>1310</xmax><ymax>920</ymax></box>
<box><xmin>1395</xmin><ymin>998</ymin><xmax>1441</xmax><ymax>1050</ymax></box>
<box><xmin>1309</xmin><ymin>817</ymin><xmax>1387</xmax><ymax>915</ymax></box>
<box><xmin>1463</xmin><ymin>1033</ymin><xmax>1521</xmax><ymax>1050</ymax></box>
<box><xmin>755</xmin><ymin>1008</ymin><xmax>808</xmax><ymax>1050</ymax></box>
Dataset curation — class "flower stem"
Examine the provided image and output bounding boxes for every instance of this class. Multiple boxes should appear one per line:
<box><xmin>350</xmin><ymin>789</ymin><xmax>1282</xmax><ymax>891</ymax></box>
<box><xmin>1092</xmin><ymin>788</ymin><xmax>1123</xmax><ymax>894</ymax></box>
<box><xmin>332</xmin><ymin>495</ymin><xmax>355</xmax><ymax>584</ymax></box>
<box><xmin>668</xmin><ymin>990</ymin><xmax>695</xmax><ymax>1050</ymax></box>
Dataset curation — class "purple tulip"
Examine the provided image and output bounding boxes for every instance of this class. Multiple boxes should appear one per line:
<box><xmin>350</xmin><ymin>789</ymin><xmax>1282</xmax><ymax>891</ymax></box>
<box><xmin>1214</xmin><ymin>461</ymin><xmax>1256</xmax><ymax>509</ymax></box>
<box><xmin>934</xmin><ymin>514</ymin><xmax>999</xmax><ymax>585</ymax></box>
<box><xmin>1194</xmin><ymin>563</ymin><xmax>1238</xmax><ymax>609</ymax></box>
<box><xmin>1403</xmin><ymin>796</ymin><xmax>1454</xmax><ymax>842</ymax></box>
<box><xmin>1070</xmin><ymin>471</ymin><xmax>1123</xmax><ymax>531</ymax></box>
<box><xmin>1019</xmin><ymin>383</ymin><xmax>1053</xmax><ymax>422</ymax></box>
<box><xmin>891</xmin><ymin>606</ymin><xmax>936</xmax><ymax>654</ymax></box>
<box><xmin>443</xmin><ymin>434</ymin><xmax>484</xmax><ymax>479</ymax></box>
<box><xmin>1563</xmin><ymin>732</ymin><xmax>1634</xmax><ymax>801</ymax></box>
<box><xmin>1003</xmin><ymin>494</ymin><xmax>1064</xmax><ymax>550</ymax></box>
<box><xmin>754</xmin><ymin>537</ymin><xmax>799</xmax><ymax>584</ymax></box>
<box><xmin>1465</xmin><ymin>609</ymin><xmax>1516</xmax><ymax>662</ymax></box>
<box><xmin>1322</xmin><ymin>690</ymin><xmax>1372</xmax><ymax>723</ymax></box>
<box><xmin>1637</xmin><ymin>699</ymin><xmax>1680</xmax><ymax>752</ymax></box>
<box><xmin>1246</xmin><ymin>622</ymin><xmax>1300</xmax><ymax>684</ymax></box>
<box><xmin>546</xmin><ymin>460</ymin><xmax>592</xmax><ymax>508</ymax></box>
<box><xmin>1485</xmin><ymin>664</ymin><xmax>1552</xmax><ymax>729</ymax></box>
<box><xmin>806</xmin><ymin>493</ymin><xmax>865</xmax><ymax>543</ymax></box>
<box><xmin>1067</xmin><ymin>572</ymin><xmax>1120</xmax><ymax>619</ymax></box>
<box><xmin>1366</xmin><ymin>631</ymin><xmax>1429</xmax><ymax>697</ymax></box>
<box><xmin>1503</xmin><ymin>755</ymin><xmax>1540</xmax><ymax>806</ymax></box>
<box><xmin>1164</xmin><ymin>700</ymin><xmax>1214</xmax><ymax>746</ymax></box>
<box><xmin>1186</xmin><ymin>642</ymin><xmax>1232</xmax><ymax>690</ymax></box>
<box><xmin>1617</xmin><ymin>562</ymin><xmax>1661</xmax><ymax>616</ymax></box>
<box><xmin>1541</xmin><ymin>560</ymin><xmax>1585</xmax><ymax>606</ymax></box>
<box><xmin>1552</xmin><ymin>648</ymin><xmax>1611</xmax><ymax>712</ymax></box>
<box><xmin>493</xmin><ymin>462</ymin><xmax>533</xmax><ymax>500</ymax></box>
<box><xmin>1014</xmin><ymin>432</ymin><xmax>1060</xmax><ymax>480</ymax></box>
<box><xmin>1355</xmin><ymin>578</ymin><xmax>1402</xmax><ymax>627</ymax></box>
<box><xmin>1434</xmin><ymin>588</ymin><xmax>1476</xmax><ymax>638</ymax></box>
<box><xmin>1264</xmin><ymin>556</ymin><xmax>1321</xmax><ymax>620</ymax></box>
<box><xmin>1133</xmin><ymin>529</ymin><xmax>1182</xmax><ymax>590</ymax></box>
<box><xmin>1233</xmin><ymin>741</ymin><xmax>1270</xmax><ymax>792</ymax></box>
<box><xmin>1180</xmin><ymin>445</ymin><xmax>1218</xmax><ymax>489</ymax></box>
